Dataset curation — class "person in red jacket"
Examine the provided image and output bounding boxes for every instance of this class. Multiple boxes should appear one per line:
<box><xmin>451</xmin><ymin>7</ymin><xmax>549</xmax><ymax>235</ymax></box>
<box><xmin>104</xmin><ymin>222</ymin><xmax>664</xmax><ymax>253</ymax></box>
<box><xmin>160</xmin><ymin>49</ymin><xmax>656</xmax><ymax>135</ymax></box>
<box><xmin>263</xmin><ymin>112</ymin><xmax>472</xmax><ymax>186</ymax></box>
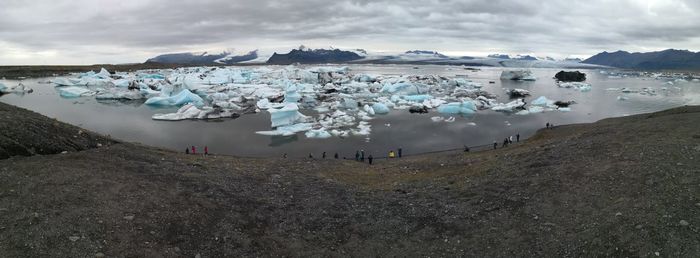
<box><xmin>191</xmin><ymin>146</ymin><xmax>196</xmax><ymax>154</ymax></box>
<box><xmin>204</xmin><ymin>146</ymin><xmax>208</xmax><ymax>155</ymax></box>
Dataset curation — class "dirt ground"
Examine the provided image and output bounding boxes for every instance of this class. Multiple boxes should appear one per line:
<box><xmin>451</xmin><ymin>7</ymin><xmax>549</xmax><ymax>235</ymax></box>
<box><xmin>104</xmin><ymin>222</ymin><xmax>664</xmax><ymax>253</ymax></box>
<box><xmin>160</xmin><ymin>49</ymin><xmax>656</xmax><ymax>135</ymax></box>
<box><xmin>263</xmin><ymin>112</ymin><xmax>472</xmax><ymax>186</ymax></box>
<box><xmin>0</xmin><ymin>102</ymin><xmax>698</xmax><ymax>257</ymax></box>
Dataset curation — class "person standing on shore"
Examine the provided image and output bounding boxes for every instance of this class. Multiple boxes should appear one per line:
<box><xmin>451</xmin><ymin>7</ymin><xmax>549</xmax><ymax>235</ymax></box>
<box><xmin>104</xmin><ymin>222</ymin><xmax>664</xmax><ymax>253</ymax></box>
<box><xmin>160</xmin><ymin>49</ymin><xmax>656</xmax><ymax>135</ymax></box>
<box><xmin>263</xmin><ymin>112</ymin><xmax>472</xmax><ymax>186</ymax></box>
<box><xmin>368</xmin><ymin>155</ymin><xmax>373</xmax><ymax>165</ymax></box>
<box><xmin>191</xmin><ymin>146</ymin><xmax>196</xmax><ymax>155</ymax></box>
<box><xmin>517</xmin><ymin>134</ymin><xmax>520</xmax><ymax>142</ymax></box>
<box><xmin>398</xmin><ymin>148</ymin><xmax>402</xmax><ymax>158</ymax></box>
<box><xmin>355</xmin><ymin>151</ymin><xmax>360</xmax><ymax>161</ymax></box>
<box><xmin>361</xmin><ymin>150</ymin><xmax>365</xmax><ymax>162</ymax></box>
<box><xmin>185</xmin><ymin>147</ymin><xmax>189</xmax><ymax>154</ymax></box>
<box><xmin>204</xmin><ymin>146</ymin><xmax>208</xmax><ymax>156</ymax></box>
<box><xmin>389</xmin><ymin>150</ymin><xmax>395</xmax><ymax>158</ymax></box>
<box><xmin>334</xmin><ymin>153</ymin><xmax>339</xmax><ymax>159</ymax></box>
<box><xmin>546</xmin><ymin>122</ymin><xmax>550</xmax><ymax>129</ymax></box>
<box><xmin>322</xmin><ymin>152</ymin><xmax>326</xmax><ymax>159</ymax></box>
<box><xmin>493</xmin><ymin>141</ymin><xmax>497</xmax><ymax>149</ymax></box>
<box><xmin>464</xmin><ymin>145</ymin><xmax>470</xmax><ymax>152</ymax></box>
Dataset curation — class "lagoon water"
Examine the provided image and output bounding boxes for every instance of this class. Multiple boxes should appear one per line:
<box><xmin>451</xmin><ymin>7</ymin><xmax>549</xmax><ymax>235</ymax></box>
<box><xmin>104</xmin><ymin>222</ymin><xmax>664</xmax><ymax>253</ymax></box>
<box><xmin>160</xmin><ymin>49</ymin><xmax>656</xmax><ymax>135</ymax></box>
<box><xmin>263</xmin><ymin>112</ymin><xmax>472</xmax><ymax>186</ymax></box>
<box><xmin>1</xmin><ymin>65</ymin><xmax>697</xmax><ymax>158</ymax></box>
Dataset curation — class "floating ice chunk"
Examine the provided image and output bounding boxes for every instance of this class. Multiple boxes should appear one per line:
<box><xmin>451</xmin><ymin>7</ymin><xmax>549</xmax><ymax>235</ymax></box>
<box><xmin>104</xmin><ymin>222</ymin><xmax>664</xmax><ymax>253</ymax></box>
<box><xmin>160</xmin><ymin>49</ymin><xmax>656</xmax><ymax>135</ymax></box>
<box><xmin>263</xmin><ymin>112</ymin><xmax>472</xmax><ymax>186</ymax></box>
<box><xmin>52</xmin><ymin>78</ymin><xmax>76</xmax><ymax>86</ymax></box>
<box><xmin>363</xmin><ymin>104</ymin><xmax>375</xmax><ymax>116</ymax></box>
<box><xmin>620</xmin><ymin>88</ymin><xmax>638</xmax><ymax>93</ymax></box>
<box><xmin>380</xmin><ymin>82</ymin><xmax>428</xmax><ymax>95</ymax></box>
<box><xmin>145</xmin><ymin>89</ymin><xmax>204</xmax><ymax>106</ymax></box>
<box><xmin>500</xmin><ymin>70</ymin><xmax>536</xmax><ymax>81</ymax></box>
<box><xmin>353</xmin><ymin>74</ymin><xmax>377</xmax><ymax>82</ymax></box>
<box><xmin>431</xmin><ymin>116</ymin><xmax>444</xmax><ymax>122</ymax></box>
<box><xmin>558</xmin><ymin>107</ymin><xmax>571</xmax><ymax>112</ymax></box>
<box><xmin>606</xmin><ymin>88</ymin><xmax>621</xmax><ymax>91</ymax></box>
<box><xmin>340</xmin><ymin>98</ymin><xmax>358</xmax><ymax>110</ymax></box>
<box><xmin>423</xmin><ymin>98</ymin><xmax>446</xmax><ymax>109</ymax></box>
<box><xmin>447</xmin><ymin>78</ymin><xmax>481</xmax><ymax>88</ymax></box>
<box><xmin>256</xmin><ymin>123</ymin><xmax>314</xmax><ymax>136</ymax></box>
<box><xmin>95</xmin><ymin>68</ymin><xmax>111</xmax><ymax>79</ymax></box>
<box><xmin>617</xmin><ymin>96</ymin><xmax>629</xmax><ymax>101</ymax></box>
<box><xmin>59</xmin><ymin>86</ymin><xmax>95</xmax><ymax>98</ymax></box>
<box><xmin>112</xmin><ymin>79</ymin><xmax>130</xmax><ymax>88</ymax></box>
<box><xmin>138</xmin><ymin>73</ymin><xmax>165</xmax><ymax>80</ymax></box>
<box><xmin>305</xmin><ymin>128</ymin><xmax>332</xmax><ymax>139</ymax></box>
<box><xmin>283</xmin><ymin>83</ymin><xmax>302</xmax><ymax>103</ymax></box>
<box><xmin>371</xmin><ymin>103</ymin><xmax>390</xmax><ymax>114</ymax></box>
<box><xmin>268</xmin><ymin>103</ymin><xmax>308</xmax><ymax>128</ymax></box>
<box><xmin>531</xmin><ymin>96</ymin><xmax>556</xmax><ymax>107</ymax></box>
<box><xmin>558</xmin><ymin>82</ymin><xmax>591</xmax><ymax>92</ymax></box>
<box><xmin>467</xmin><ymin>122</ymin><xmax>477</xmax><ymax>126</ymax></box>
<box><xmin>402</xmin><ymin>94</ymin><xmax>432</xmax><ymax>102</ymax></box>
<box><xmin>491</xmin><ymin>99</ymin><xmax>526</xmax><ymax>112</ymax></box>
<box><xmin>0</xmin><ymin>83</ymin><xmax>32</xmax><ymax>94</ymax></box>
<box><xmin>95</xmin><ymin>88</ymin><xmax>142</xmax><ymax>100</ymax></box>
<box><xmin>437</xmin><ymin>101</ymin><xmax>477</xmax><ymax>115</ymax></box>
<box><xmin>505</xmin><ymin>88</ymin><xmax>530</xmax><ymax>97</ymax></box>
<box><xmin>352</xmin><ymin>121</ymin><xmax>372</xmax><ymax>136</ymax></box>
<box><xmin>307</xmin><ymin>66</ymin><xmax>349</xmax><ymax>74</ymax></box>
<box><xmin>444</xmin><ymin>117</ymin><xmax>455</xmax><ymax>123</ymax></box>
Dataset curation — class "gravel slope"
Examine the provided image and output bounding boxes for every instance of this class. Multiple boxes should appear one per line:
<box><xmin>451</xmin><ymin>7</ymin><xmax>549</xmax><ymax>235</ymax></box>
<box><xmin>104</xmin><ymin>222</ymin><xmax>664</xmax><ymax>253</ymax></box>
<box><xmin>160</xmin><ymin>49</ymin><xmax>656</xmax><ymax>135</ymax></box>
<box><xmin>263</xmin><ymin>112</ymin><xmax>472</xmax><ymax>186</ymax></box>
<box><xmin>0</xmin><ymin>103</ymin><xmax>698</xmax><ymax>257</ymax></box>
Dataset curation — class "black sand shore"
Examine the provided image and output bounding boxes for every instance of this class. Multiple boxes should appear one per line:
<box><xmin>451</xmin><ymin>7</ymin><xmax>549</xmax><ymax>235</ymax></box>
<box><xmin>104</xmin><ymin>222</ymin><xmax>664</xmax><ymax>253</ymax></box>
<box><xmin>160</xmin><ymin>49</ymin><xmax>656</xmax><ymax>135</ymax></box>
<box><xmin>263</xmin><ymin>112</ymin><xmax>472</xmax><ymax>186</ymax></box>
<box><xmin>0</xmin><ymin>102</ymin><xmax>699</xmax><ymax>257</ymax></box>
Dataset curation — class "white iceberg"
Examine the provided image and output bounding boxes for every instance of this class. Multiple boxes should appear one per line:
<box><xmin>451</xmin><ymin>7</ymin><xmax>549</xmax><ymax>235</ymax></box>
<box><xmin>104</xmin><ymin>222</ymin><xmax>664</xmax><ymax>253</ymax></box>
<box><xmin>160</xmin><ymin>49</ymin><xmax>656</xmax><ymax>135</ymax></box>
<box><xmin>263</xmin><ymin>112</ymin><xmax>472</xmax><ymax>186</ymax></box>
<box><xmin>268</xmin><ymin>103</ymin><xmax>308</xmax><ymax>128</ymax></box>
<box><xmin>491</xmin><ymin>99</ymin><xmax>526</xmax><ymax>112</ymax></box>
<box><xmin>305</xmin><ymin>129</ymin><xmax>333</xmax><ymax>139</ymax></box>
<box><xmin>256</xmin><ymin>123</ymin><xmax>314</xmax><ymax>136</ymax></box>
<box><xmin>0</xmin><ymin>83</ymin><xmax>32</xmax><ymax>94</ymax></box>
<box><xmin>558</xmin><ymin>82</ymin><xmax>592</xmax><ymax>92</ymax></box>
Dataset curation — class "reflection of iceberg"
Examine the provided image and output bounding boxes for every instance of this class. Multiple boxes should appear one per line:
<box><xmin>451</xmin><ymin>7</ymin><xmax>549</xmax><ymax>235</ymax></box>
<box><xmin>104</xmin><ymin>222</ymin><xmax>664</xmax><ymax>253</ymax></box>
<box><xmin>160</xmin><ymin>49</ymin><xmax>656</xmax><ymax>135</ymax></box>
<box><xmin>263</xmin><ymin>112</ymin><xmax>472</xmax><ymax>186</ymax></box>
<box><xmin>144</xmin><ymin>89</ymin><xmax>204</xmax><ymax>106</ymax></box>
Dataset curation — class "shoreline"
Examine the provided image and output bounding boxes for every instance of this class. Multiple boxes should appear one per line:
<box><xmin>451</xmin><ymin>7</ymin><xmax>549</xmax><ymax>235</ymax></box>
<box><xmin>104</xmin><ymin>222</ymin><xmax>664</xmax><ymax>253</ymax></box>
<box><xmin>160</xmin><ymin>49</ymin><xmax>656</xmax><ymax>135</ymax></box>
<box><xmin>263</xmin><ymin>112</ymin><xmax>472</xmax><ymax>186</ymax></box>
<box><xmin>1</xmin><ymin>102</ymin><xmax>699</xmax><ymax>256</ymax></box>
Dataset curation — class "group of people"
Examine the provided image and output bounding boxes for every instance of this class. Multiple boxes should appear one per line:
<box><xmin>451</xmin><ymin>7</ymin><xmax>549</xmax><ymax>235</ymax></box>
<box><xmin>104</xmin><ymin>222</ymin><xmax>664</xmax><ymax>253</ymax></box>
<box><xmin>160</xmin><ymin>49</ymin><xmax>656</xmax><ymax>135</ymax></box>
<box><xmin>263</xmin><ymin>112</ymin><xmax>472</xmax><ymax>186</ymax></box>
<box><xmin>185</xmin><ymin>145</ymin><xmax>209</xmax><ymax>155</ymax></box>
<box><xmin>494</xmin><ymin>134</ymin><xmax>520</xmax><ymax>149</ymax></box>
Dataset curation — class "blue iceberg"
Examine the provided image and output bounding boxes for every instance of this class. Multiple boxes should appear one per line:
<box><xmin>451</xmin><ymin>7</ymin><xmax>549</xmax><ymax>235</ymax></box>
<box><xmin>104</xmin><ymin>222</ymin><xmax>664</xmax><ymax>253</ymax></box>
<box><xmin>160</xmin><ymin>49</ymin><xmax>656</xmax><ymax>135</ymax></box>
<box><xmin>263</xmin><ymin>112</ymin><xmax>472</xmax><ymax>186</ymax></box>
<box><xmin>437</xmin><ymin>101</ymin><xmax>477</xmax><ymax>115</ymax></box>
<box><xmin>144</xmin><ymin>89</ymin><xmax>204</xmax><ymax>106</ymax></box>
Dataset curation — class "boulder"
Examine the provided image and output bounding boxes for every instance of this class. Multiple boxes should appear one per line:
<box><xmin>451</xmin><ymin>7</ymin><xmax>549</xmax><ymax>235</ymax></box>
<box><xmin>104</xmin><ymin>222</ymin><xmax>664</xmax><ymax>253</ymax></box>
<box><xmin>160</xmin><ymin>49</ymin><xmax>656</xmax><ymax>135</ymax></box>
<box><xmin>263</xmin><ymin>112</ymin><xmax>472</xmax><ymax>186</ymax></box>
<box><xmin>555</xmin><ymin>71</ymin><xmax>586</xmax><ymax>82</ymax></box>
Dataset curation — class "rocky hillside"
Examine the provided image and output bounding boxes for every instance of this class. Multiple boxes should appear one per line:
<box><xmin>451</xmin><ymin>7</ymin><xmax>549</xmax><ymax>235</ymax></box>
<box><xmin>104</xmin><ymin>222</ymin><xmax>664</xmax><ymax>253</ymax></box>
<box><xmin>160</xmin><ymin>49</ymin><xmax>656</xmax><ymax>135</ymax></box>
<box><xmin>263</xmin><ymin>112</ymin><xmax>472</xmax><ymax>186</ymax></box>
<box><xmin>583</xmin><ymin>49</ymin><xmax>700</xmax><ymax>69</ymax></box>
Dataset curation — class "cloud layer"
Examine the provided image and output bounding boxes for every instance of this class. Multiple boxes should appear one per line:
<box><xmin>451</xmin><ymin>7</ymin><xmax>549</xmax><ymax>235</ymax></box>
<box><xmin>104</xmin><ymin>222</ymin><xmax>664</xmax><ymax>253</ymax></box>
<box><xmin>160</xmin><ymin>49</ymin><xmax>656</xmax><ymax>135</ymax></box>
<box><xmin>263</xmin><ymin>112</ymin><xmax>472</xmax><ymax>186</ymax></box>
<box><xmin>1</xmin><ymin>0</ymin><xmax>699</xmax><ymax>64</ymax></box>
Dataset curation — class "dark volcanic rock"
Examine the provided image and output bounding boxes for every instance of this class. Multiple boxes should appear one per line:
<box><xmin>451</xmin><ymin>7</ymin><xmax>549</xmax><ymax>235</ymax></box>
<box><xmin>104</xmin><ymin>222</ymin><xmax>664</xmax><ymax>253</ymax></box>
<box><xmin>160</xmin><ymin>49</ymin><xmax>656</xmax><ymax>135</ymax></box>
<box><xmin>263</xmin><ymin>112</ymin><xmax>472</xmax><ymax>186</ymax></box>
<box><xmin>409</xmin><ymin>105</ymin><xmax>429</xmax><ymax>114</ymax></box>
<box><xmin>555</xmin><ymin>71</ymin><xmax>587</xmax><ymax>82</ymax></box>
<box><xmin>266</xmin><ymin>48</ymin><xmax>363</xmax><ymax>65</ymax></box>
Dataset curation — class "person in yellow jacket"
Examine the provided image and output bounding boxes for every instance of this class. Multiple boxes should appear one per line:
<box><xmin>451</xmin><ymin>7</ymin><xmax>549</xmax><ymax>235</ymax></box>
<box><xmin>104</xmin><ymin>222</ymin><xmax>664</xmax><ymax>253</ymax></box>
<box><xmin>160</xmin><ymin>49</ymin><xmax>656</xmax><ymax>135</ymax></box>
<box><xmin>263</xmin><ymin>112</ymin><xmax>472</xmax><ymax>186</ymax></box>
<box><xmin>389</xmin><ymin>150</ymin><xmax>396</xmax><ymax>158</ymax></box>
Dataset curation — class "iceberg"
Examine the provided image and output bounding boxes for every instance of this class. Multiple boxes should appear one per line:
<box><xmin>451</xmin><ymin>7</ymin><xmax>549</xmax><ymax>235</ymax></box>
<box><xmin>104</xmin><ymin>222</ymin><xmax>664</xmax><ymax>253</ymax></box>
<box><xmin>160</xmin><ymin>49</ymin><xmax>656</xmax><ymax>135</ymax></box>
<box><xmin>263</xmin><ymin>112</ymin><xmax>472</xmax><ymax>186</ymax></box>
<box><xmin>380</xmin><ymin>82</ymin><xmax>428</xmax><ymax>95</ymax></box>
<box><xmin>491</xmin><ymin>99</ymin><xmax>526</xmax><ymax>112</ymax></box>
<box><xmin>371</xmin><ymin>103</ymin><xmax>390</xmax><ymax>114</ymax></box>
<box><xmin>59</xmin><ymin>86</ymin><xmax>95</xmax><ymax>98</ymax></box>
<box><xmin>531</xmin><ymin>96</ymin><xmax>556</xmax><ymax>107</ymax></box>
<box><xmin>152</xmin><ymin>104</ymin><xmax>238</xmax><ymax>121</ymax></box>
<box><xmin>500</xmin><ymin>70</ymin><xmax>536</xmax><ymax>81</ymax></box>
<box><xmin>268</xmin><ymin>103</ymin><xmax>308</xmax><ymax>128</ymax></box>
<box><xmin>144</xmin><ymin>89</ymin><xmax>204</xmax><ymax>106</ymax></box>
<box><xmin>52</xmin><ymin>78</ymin><xmax>76</xmax><ymax>86</ymax></box>
<box><xmin>305</xmin><ymin>129</ymin><xmax>333</xmax><ymax>139</ymax></box>
<box><xmin>437</xmin><ymin>101</ymin><xmax>477</xmax><ymax>115</ymax></box>
<box><xmin>558</xmin><ymin>82</ymin><xmax>592</xmax><ymax>92</ymax></box>
<box><xmin>96</xmin><ymin>88</ymin><xmax>143</xmax><ymax>100</ymax></box>
<box><xmin>505</xmin><ymin>88</ymin><xmax>530</xmax><ymax>97</ymax></box>
<box><xmin>0</xmin><ymin>83</ymin><xmax>32</xmax><ymax>94</ymax></box>
<box><xmin>402</xmin><ymin>95</ymin><xmax>432</xmax><ymax>102</ymax></box>
<box><xmin>256</xmin><ymin>123</ymin><xmax>314</xmax><ymax>136</ymax></box>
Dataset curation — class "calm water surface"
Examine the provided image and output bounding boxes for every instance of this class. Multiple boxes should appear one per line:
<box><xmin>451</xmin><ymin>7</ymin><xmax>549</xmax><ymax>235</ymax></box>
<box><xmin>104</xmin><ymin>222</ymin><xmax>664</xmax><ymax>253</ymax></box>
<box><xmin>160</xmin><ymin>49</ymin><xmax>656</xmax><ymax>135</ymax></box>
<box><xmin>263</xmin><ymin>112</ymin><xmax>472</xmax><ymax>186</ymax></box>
<box><xmin>1</xmin><ymin>65</ymin><xmax>697</xmax><ymax>158</ymax></box>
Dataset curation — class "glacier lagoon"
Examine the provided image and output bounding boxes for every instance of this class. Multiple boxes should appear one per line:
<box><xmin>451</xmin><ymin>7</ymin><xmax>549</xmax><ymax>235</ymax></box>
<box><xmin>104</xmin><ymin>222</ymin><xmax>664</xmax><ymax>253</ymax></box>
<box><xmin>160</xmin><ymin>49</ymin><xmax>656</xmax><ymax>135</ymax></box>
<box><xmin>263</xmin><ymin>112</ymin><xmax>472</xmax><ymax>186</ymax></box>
<box><xmin>1</xmin><ymin>64</ymin><xmax>697</xmax><ymax>158</ymax></box>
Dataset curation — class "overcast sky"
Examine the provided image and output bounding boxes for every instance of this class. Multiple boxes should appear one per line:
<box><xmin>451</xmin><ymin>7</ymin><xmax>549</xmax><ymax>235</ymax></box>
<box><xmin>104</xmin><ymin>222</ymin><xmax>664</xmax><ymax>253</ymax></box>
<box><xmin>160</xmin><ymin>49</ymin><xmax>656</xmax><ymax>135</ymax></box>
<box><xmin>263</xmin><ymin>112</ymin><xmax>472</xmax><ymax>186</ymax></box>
<box><xmin>1</xmin><ymin>0</ymin><xmax>699</xmax><ymax>65</ymax></box>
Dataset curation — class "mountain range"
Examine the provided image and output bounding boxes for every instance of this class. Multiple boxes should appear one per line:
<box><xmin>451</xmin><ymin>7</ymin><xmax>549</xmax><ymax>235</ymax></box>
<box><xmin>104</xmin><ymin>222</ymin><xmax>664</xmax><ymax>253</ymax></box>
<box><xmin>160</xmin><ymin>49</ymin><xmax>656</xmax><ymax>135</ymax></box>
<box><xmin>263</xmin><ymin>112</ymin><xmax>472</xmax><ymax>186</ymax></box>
<box><xmin>582</xmin><ymin>49</ymin><xmax>700</xmax><ymax>69</ymax></box>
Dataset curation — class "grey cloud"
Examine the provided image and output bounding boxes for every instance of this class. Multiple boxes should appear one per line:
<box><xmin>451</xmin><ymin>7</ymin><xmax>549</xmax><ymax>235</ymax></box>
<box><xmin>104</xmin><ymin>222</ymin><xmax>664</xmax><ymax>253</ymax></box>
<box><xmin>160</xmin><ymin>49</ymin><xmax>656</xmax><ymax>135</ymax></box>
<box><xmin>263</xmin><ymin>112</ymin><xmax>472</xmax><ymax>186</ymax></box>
<box><xmin>0</xmin><ymin>0</ymin><xmax>699</xmax><ymax>64</ymax></box>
